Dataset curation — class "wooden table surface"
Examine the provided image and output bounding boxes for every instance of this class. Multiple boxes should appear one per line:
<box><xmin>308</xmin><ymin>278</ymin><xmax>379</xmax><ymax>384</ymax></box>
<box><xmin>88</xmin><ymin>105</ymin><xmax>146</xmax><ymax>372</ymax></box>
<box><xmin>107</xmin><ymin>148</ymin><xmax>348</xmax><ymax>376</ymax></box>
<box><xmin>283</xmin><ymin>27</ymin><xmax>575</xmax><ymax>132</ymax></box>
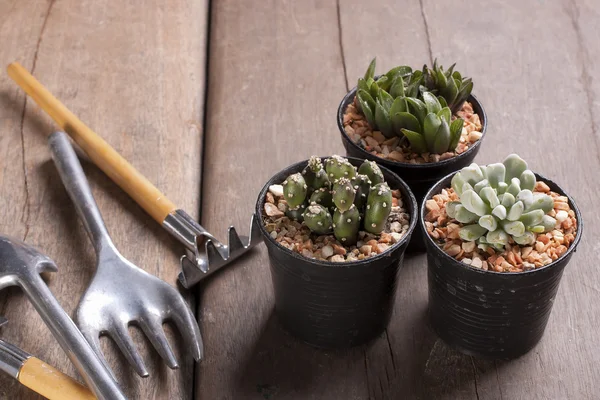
<box><xmin>0</xmin><ymin>0</ymin><xmax>598</xmax><ymax>399</ymax></box>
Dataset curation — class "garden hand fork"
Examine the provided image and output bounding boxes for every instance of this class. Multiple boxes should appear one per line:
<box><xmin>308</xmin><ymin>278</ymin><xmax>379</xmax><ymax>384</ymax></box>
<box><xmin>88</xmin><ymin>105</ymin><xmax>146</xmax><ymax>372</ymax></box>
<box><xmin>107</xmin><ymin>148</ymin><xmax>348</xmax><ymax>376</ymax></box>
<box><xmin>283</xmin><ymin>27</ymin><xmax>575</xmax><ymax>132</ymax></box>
<box><xmin>8</xmin><ymin>62</ymin><xmax>262</xmax><ymax>289</ymax></box>
<box><xmin>49</xmin><ymin>131</ymin><xmax>202</xmax><ymax>378</ymax></box>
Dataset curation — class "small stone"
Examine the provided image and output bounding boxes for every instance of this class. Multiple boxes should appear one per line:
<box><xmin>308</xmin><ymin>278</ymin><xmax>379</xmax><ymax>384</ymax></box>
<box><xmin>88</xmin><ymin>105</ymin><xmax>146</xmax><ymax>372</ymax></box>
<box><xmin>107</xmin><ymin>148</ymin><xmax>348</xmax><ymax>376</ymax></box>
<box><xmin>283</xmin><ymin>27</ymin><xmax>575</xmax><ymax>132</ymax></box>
<box><xmin>461</xmin><ymin>241</ymin><xmax>476</xmax><ymax>253</ymax></box>
<box><xmin>387</xmin><ymin>151</ymin><xmax>404</xmax><ymax>162</ymax></box>
<box><xmin>330</xmin><ymin>254</ymin><xmax>345</xmax><ymax>262</ymax></box>
<box><xmin>266</xmin><ymin>192</ymin><xmax>275</xmax><ymax>204</ymax></box>
<box><xmin>471</xmin><ymin>258</ymin><xmax>483</xmax><ymax>269</ymax></box>
<box><xmin>359</xmin><ymin>245</ymin><xmax>372</xmax><ymax>256</ymax></box>
<box><xmin>390</xmin><ymin>221</ymin><xmax>402</xmax><ymax>233</ymax></box>
<box><xmin>521</xmin><ymin>246</ymin><xmax>533</xmax><ymax>258</ymax></box>
<box><xmin>425</xmin><ymin>199</ymin><xmax>440</xmax><ymax>211</ymax></box>
<box><xmin>264</xmin><ymin>202</ymin><xmax>284</xmax><ymax>217</ymax></box>
<box><xmin>439</xmin><ymin>152</ymin><xmax>454</xmax><ymax>161</ymax></box>
<box><xmin>333</xmin><ymin>244</ymin><xmax>347</xmax><ymax>255</ymax></box>
<box><xmin>390</xmin><ymin>232</ymin><xmax>403</xmax><ymax>243</ymax></box>
<box><xmin>469</xmin><ymin>130</ymin><xmax>482</xmax><ymax>142</ymax></box>
<box><xmin>321</xmin><ymin>245</ymin><xmax>334</xmax><ymax>258</ymax></box>
<box><xmin>556</xmin><ymin>210</ymin><xmax>568</xmax><ymax>223</ymax></box>
<box><xmin>535</xmin><ymin>241</ymin><xmax>545</xmax><ymax>252</ymax></box>
<box><xmin>269</xmin><ymin>184</ymin><xmax>284</xmax><ymax>197</ymax></box>
<box><xmin>372</xmin><ymin>130</ymin><xmax>386</xmax><ymax>143</ymax></box>
<box><xmin>523</xmin><ymin>262</ymin><xmax>536</xmax><ymax>271</ymax></box>
<box><xmin>462</xmin><ymin>258</ymin><xmax>472</xmax><ymax>265</ymax></box>
<box><xmin>301</xmin><ymin>249</ymin><xmax>314</xmax><ymax>258</ymax></box>
<box><xmin>376</xmin><ymin>243</ymin><xmax>389</xmax><ymax>254</ymax></box>
<box><xmin>270</xmin><ymin>231</ymin><xmax>278</xmax><ymax>239</ymax></box>
<box><xmin>446</xmin><ymin>244</ymin><xmax>461</xmax><ymax>257</ymax></box>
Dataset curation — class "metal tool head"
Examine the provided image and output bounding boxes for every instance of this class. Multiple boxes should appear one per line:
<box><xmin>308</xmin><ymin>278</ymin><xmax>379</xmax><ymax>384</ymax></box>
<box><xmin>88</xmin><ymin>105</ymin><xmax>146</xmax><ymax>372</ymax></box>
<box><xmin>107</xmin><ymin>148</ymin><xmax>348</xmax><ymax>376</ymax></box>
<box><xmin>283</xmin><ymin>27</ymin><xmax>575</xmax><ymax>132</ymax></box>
<box><xmin>0</xmin><ymin>235</ymin><xmax>58</xmax><ymax>291</ymax></box>
<box><xmin>164</xmin><ymin>211</ymin><xmax>263</xmax><ymax>288</ymax></box>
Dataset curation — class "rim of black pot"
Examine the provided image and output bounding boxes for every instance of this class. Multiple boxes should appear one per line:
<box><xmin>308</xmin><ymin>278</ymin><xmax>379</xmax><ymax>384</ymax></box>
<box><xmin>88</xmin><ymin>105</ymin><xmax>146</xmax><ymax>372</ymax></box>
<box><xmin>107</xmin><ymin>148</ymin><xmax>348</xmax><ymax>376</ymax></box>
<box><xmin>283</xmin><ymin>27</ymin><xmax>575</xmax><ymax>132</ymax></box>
<box><xmin>255</xmin><ymin>156</ymin><xmax>419</xmax><ymax>268</ymax></box>
<box><xmin>419</xmin><ymin>170</ymin><xmax>583</xmax><ymax>276</ymax></box>
<box><xmin>337</xmin><ymin>83</ymin><xmax>488</xmax><ymax>171</ymax></box>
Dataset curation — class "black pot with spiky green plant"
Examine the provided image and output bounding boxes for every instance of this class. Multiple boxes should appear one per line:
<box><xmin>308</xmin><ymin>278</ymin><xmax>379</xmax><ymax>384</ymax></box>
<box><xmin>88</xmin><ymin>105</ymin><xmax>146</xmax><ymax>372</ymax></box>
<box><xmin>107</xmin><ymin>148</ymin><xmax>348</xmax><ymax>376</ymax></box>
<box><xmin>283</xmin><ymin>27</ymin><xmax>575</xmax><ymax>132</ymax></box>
<box><xmin>256</xmin><ymin>155</ymin><xmax>417</xmax><ymax>348</ymax></box>
<box><xmin>338</xmin><ymin>58</ymin><xmax>487</xmax><ymax>252</ymax></box>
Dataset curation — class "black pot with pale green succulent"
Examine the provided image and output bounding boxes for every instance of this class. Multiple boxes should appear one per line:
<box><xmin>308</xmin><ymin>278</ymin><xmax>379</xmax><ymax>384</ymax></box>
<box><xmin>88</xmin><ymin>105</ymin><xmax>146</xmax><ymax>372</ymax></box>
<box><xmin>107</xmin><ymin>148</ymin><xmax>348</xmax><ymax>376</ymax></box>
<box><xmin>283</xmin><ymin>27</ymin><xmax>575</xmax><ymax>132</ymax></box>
<box><xmin>338</xmin><ymin>58</ymin><xmax>487</xmax><ymax>252</ymax></box>
<box><xmin>420</xmin><ymin>154</ymin><xmax>582</xmax><ymax>359</ymax></box>
<box><xmin>256</xmin><ymin>155</ymin><xmax>417</xmax><ymax>348</ymax></box>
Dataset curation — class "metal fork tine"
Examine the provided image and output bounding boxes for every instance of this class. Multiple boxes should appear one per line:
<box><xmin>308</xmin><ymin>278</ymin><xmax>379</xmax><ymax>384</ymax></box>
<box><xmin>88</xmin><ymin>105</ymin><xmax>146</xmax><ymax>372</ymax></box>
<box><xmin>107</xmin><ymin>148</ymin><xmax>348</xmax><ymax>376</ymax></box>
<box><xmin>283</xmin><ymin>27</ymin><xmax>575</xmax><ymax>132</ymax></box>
<box><xmin>169</xmin><ymin>300</ymin><xmax>203</xmax><ymax>361</ymax></box>
<box><xmin>109</xmin><ymin>324</ymin><xmax>149</xmax><ymax>377</ymax></box>
<box><xmin>138</xmin><ymin>318</ymin><xmax>178</xmax><ymax>369</ymax></box>
<box><xmin>83</xmin><ymin>332</ymin><xmax>119</xmax><ymax>383</ymax></box>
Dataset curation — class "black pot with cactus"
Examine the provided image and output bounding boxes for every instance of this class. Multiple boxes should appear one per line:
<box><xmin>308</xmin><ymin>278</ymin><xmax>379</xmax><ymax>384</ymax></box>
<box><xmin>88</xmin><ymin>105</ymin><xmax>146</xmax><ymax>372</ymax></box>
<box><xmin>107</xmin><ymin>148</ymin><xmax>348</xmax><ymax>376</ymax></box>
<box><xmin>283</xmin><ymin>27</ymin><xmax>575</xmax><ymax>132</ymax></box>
<box><xmin>337</xmin><ymin>58</ymin><xmax>487</xmax><ymax>253</ymax></box>
<box><xmin>421</xmin><ymin>154</ymin><xmax>583</xmax><ymax>358</ymax></box>
<box><xmin>256</xmin><ymin>155</ymin><xmax>417</xmax><ymax>348</ymax></box>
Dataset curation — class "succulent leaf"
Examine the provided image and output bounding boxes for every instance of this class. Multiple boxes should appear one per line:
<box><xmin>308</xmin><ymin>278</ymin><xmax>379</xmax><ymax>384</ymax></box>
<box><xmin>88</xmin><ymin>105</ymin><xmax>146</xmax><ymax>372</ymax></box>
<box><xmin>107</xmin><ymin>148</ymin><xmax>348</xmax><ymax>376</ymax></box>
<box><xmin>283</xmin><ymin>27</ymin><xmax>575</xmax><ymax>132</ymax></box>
<box><xmin>423</xmin><ymin>92</ymin><xmax>442</xmax><ymax>114</ymax></box>
<box><xmin>445</xmin><ymin>201</ymin><xmax>461</xmax><ymax>219</ymax></box>
<box><xmin>389</xmin><ymin>75</ymin><xmax>405</xmax><ymax>98</ymax></box>
<box><xmin>503</xmin><ymin>154</ymin><xmax>528</xmax><ymax>182</ymax></box>
<box><xmin>479</xmin><ymin>215</ymin><xmax>498</xmax><ymax>231</ymax></box>
<box><xmin>377</xmin><ymin>89</ymin><xmax>394</xmax><ymax>110</ymax></box>
<box><xmin>405</xmin><ymin>97</ymin><xmax>427</xmax><ymax>122</ymax></box>
<box><xmin>309</xmin><ymin>187</ymin><xmax>333</xmax><ymax>209</ymax></box>
<box><xmin>392</xmin><ymin>112</ymin><xmax>421</xmax><ymax>134</ymax></box>
<box><xmin>460</xmin><ymin>189</ymin><xmax>488</xmax><ymax>216</ymax></box>
<box><xmin>448</xmin><ymin>118</ymin><xmax>464</xmax><ymax>151</ymax></box>
<box><xmin>390</xmin><ymin>96</ymin><xmax>408</xmax><ymax>115</ymax></box>
<box><xmin>374</xmin><ymin>101</ymin><xmax>395</xmax><ymax>138</ymax></box>
<box><xmin>400</xmin><ymin>129</ymin><xmax>427</xmax><ymax>154</ymax></box>
<box><xmin>506</xmin><ymin>201</ymin><xmax>524</xmax><ymax>221</ymax></box>
<box><xmin>437</xmin><ymin>107</ymin><xmax>452</xmax><ymax>124</ymax></box>
<box><xmin>459</xmin><ymin>224</ymin><xmax>487</xmax><ymax>241</ymax></box>
<box><xmin>431</xmin><ymin>117</ymin><xmax>451</xmax><ymax>154</ymax></box>
<box><xmin>492</xmin><ymin>204</ymin><xmax>507</xmax><ymax>219</ymax></box>
<box><xmin>364</xmin><ymin>57</ymin><xmax>376</xmax><ymax>81</ymax></box>
<box><xmin>286</xmin><ymin>201</ymin><xmax>308</xmax><ymax>222</ymax></box>
<box><xmin>376</xmin><ymin>75</ymin><xmax>391</xmax><ymax>92</ymax></box>
<box><xmin>351</xmin><ymin>174</ymin><xmax>372</xmax><ymax>210</ymax></box>
<box><xmin>454</xmin><ymin>204</ymin><xmax>479</xmax><ymax>223</ymax></box>
<box><xmin>520</xmin><ymin>209</ymin><xmax>544</xmax><ymax>227</ymax></box>
<box><xmin>423</xmin><ymin>113</ymin><xmax>442</xmax><ymax>151</ymax></box>
<box><xmin>525</xmin><ymin>192</ymin><xmax>554</xmax><ymax>213</ymax></box>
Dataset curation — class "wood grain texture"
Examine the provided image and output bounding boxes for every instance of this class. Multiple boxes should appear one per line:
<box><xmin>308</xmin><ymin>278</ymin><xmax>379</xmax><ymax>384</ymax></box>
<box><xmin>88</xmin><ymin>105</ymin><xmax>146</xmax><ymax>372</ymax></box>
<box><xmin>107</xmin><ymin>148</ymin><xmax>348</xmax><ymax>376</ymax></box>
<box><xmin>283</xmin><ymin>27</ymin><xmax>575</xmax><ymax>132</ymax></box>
<box><xmin>197</xmin><ymin>0</ymin><xmax>369</xmax><ymax>399</ymax></box>
<box><xmin>0</xmin><ymin>0</ymin><xmax>207</xmax><ymax>399</ymax></box>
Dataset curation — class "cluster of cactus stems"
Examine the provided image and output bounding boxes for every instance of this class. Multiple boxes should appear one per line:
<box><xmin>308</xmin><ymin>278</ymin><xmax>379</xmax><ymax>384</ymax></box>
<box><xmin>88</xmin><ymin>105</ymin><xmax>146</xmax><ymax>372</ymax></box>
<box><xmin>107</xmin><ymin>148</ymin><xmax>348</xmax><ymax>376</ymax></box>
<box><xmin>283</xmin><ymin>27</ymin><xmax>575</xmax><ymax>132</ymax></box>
<box><xmin>448</xmin><ymin>154</ymin><xmax>556</xmax><ymax>251</ymax></box>
<box><xmin>355</xmin><ymin>58</ymin><xmax>473</xmax><ymax>155</ymax></box>
<box><xmin>281</xmin><ymin>155</ymin><xmax>392</xmax><ymax>246</ymax></box>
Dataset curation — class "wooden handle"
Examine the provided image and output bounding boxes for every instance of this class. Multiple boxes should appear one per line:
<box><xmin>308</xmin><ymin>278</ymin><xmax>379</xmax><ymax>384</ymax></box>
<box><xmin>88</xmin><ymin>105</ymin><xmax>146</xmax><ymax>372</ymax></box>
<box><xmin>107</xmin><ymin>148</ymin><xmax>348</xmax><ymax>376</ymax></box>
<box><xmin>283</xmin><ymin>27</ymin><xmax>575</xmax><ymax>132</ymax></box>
<box><xmin>19</xmin><ymin>357</ymin><xmax>96</xmax><ymax>400</ymax></box>
<box><xmin>7</xmin><ymin>62</ymin><xmax>177</xmax><ymax>223</ymax></box>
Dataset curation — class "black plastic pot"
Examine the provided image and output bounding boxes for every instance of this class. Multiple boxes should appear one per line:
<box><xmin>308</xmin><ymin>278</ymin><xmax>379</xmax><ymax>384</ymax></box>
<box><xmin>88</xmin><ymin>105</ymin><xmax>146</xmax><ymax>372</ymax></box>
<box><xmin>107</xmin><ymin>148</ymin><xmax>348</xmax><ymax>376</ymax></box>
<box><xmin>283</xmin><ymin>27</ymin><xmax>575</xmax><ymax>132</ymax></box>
<box><xmin>421</xmin><ymin>172</ymin><xmax>583</xmax><ymax>359</ymax></box>
<box><xmin>337</xmin><ymin>87</ymin><xmax>487</xmax><ymax>253</ymax></box>
<box><xmin>256</xmin><ymin>157</ymin><xmax>418</xmax><ymax>349</ymax></box>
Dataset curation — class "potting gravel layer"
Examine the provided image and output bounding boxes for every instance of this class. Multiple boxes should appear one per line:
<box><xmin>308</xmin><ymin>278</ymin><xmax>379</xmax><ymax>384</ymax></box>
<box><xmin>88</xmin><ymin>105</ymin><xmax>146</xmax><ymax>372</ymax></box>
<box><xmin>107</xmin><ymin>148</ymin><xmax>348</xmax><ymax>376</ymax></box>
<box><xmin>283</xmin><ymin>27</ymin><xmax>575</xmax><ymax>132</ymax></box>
<box><xmin>425</xmin><ymin>181</ymin><xmax>578</xmax><ymax>272</ymax></box>
<box><xmin>262</xmin><ymin>185</ymin><xmax>411</xmax><ymax>262</ymax></box>
<box><xmin>343</xmin><ymin>99</ymin><xmax>483</xmax><ymax>163</ymax></box>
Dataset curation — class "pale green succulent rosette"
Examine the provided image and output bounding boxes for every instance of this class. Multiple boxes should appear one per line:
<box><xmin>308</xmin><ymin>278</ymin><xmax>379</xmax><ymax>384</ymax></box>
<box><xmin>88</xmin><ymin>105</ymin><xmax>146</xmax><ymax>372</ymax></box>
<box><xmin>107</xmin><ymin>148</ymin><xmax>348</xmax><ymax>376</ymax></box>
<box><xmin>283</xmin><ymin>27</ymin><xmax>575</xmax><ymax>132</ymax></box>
<box><xmin>447</xmin><ymin>154</ymin><xmax>556</xmax><ymax>252</ymax></box>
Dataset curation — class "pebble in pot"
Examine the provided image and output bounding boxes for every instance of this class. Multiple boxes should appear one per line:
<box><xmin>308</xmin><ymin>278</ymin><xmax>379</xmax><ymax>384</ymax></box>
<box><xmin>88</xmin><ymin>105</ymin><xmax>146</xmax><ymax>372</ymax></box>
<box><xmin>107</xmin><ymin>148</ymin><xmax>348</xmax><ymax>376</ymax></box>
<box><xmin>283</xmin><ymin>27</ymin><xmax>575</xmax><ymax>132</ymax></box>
<box><xmin>257</xmin><ymin>155</ymin><xmax>418</xmax><ymax>349</ymax></box>
<box><xmin>338</xmin><ymin>58</ymin><xmax>487</xmax><ymax>252</ymax></box>
<box><xmin>421</xmin><ymin>154</ymin><xmax>583</xmax><ymax>359</ymax></box>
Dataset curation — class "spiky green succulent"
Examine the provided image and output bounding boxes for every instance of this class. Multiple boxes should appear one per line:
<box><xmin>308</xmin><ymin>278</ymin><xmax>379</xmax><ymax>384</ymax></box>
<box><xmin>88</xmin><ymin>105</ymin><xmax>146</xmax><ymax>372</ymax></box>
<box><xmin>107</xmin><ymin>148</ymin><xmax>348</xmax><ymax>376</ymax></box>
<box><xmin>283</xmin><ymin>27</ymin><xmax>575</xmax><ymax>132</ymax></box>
<box><xmin>282</xmin><ymin>155</ymin><xmax>393</xmax><ymax>246</ymax></box>
<box><xmin>354</xmin><ymin>58</ymin><xmax>470</xmax><ymax>155</ymax></box>
<box><xmin>448</xmin><ymin>154</ymin><xmax>556</xmax><ymax>251</ymax></box>
<box><xmin>422</xmin><ymin>59</ymin><xmax>473</xmax><ymax>114</ymax></box>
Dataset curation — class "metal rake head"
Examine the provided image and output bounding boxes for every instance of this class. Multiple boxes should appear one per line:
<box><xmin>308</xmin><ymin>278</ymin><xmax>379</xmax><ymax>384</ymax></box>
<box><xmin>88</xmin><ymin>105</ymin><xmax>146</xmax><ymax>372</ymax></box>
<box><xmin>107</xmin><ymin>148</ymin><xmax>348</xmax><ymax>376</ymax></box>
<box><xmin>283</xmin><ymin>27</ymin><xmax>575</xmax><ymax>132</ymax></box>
<box><xmin>174</xmin><ymin>213</ymin><xmax>263</xmax><ymax>288</ymax></box>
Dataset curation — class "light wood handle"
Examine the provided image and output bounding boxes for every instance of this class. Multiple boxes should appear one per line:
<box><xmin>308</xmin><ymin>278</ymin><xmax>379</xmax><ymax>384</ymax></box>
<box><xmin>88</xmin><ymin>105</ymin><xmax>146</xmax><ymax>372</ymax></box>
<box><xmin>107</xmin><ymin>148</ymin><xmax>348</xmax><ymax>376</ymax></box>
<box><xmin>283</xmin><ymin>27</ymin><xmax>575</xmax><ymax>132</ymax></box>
<box><xmin>7</xmin><ymin>62</ymin><xmax>177</xmax><ymax>223</ymax></box>
<box><xmin>19</xmin><ymin>357</ymin><xmax>96</xmax><ymax>400</ymax></box>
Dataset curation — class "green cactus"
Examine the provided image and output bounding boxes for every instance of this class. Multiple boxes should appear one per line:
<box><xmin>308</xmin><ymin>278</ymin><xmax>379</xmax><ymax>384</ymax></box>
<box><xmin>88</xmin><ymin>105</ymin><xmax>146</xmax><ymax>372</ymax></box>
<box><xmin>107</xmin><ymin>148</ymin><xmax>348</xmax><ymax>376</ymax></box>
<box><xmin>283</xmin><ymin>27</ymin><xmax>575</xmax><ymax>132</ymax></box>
<box><xmin>282</xmin><ymin>173</ymin><xmax>307</xmax><ymax>209</ymax></box>
<box><xmin>325</xmin><ymin>155</ymin><xmax>356</xmax><ymax>181</ymax></box>
<box><xmin>364</xmin><ymin>183</ymin><xmax>393</xmax><ymax>234</ymax></box>
<box><xmin>422</xmin><ymin>59</ymin><xmax>473</xmax><ymax>114</ymax></box>
<box><xmin>280</xmin><ymin>156</ymin><xmax>398</xmax><ymax>246</ymax></box>
<box><xmin>333</xmin><ymin>205</ymin><xmax>361</xmax><ymax>245</ymax></box>
<box><xmin>351</xmin><ymin>174</ymin><xmax>372</xmax><ymax>210</ymax></box>
<box><xmin>303</xmin><ymin>204</ymin><xmax>333</xmax><ymax>234</ymax></box>
<box><xmin>353</xmin><ymin>58</ymin><xmax>472</xmax><ymax>154</ymax></box>
<box><xmin>332</xmin><ymin>178</ymin><xmax>356</xmax><ymax>212</ymax></box>
<box><xmin>357</xmin><ymin>160</ymin><xmax>384</xmax><ymax>185</ymax></box>
<box><xmin>447</xmin><ymin>154</ymin><xmax>556</xmax><ymax>251</ymax></box>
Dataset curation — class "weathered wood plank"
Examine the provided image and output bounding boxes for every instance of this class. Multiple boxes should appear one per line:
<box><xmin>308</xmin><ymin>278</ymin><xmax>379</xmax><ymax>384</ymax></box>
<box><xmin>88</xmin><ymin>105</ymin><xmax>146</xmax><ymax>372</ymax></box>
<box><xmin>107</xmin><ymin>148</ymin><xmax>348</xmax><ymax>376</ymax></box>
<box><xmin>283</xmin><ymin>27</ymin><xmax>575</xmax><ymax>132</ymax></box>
<box><xmin>341</xmin><ymin>0</ymin><xmax>600</xmax><ymax>399</ymax></box>
<box><xmin>197</xmin><ymin>0</ymin><xmax>370</xmax><ymax>398</ymax></box>
<box><xmin>0</xmin><ymin>0</ymin><xmax>207</xmax><ymax>398</ymax></box>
